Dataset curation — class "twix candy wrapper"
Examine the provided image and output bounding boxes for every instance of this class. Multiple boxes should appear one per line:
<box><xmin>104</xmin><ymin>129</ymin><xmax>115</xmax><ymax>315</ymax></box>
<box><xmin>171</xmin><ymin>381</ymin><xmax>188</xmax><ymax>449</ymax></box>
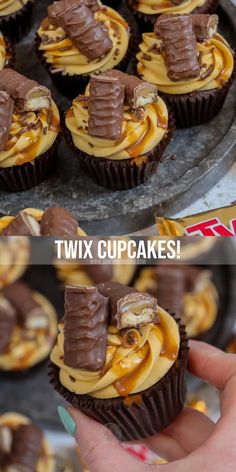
<box><xmin>156</xmin><ymin>204</ymin><xmax>236</xmax><ymax>236</ymax></box>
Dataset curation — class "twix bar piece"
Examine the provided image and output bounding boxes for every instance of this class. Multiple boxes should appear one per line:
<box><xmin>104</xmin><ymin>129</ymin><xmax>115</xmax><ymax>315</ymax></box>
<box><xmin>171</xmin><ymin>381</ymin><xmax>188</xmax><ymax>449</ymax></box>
<box><xmin>0</xmin><ymin>69</ymin><xmax>51</xmax><ymax>112</ymax></box>
<box><xmin>191</xmin><ymin>14</ymin><xmax>218</xmax><ymax>42</ymax></box>
<box><xmin>8</xmin><ymin>424</ymin><xmax>43</xmax><ymax>472</ymax></box>
<box><xmin>0</xmin><ymin>91</ymin><xmax>14</xmax><ymax>152</ymax></box>
<box><xmin>48</xmin><ymin>0</ymin><xmax>112</xmax><ymax>60</ymax></box>
<box><xmin>156</xmin><ymin>204</ymin><xmax>236</xmax><ymax>236</ymax></box>
<box><xmin>64</xmin><ymin>285</ymin><xmax>109</xmax><ymax>371</ymax></box>
<box><xmin>4</xmin><ymin>282</ymin><xmax>48</xmax><ymax>329</ymax></box>
<box><xmin>157</xmin><ymin>15</ymin><xmax>200</xmax><ymax>81</ymax></box>
<box><xmin>88</xmin><ymin>75</ymin><xmax>124</xmax><ymax>140</ymax></box>
<box><xmin>155</xmin><ymin>13</ymin><xmax>219</xmax><ymax>42</ymax></box>
<box><xmin>97</xmin><ymin>281</ymin><xmax>159</xmax><ymax>329</ymax></box>
<box><xmin>106</xmin><ymin>70</ymin><xmax>158</xmax><ymax>109</ymax></box>
<box><xmin>40</xmin><ymin>207</ymin><xmax>78</xmax><ymax>237</ymax></box>
<box><xmin>0</xmin><ymin>211</ymin><xmax>40</xmax><ymax>236</ymax></box>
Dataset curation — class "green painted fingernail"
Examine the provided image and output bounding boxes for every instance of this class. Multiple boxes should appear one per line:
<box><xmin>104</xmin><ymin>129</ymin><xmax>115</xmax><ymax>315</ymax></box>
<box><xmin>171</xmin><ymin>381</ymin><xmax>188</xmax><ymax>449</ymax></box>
<box><xmin>57</xmin><ymin>406</ymin><xmax>76</xmax><ymax>436</ymax></box>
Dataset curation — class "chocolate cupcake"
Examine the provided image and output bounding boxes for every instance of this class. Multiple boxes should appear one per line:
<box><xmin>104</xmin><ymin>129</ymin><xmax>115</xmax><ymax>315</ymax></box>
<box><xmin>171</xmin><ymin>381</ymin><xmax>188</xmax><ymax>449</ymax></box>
<box><xmin>134</xmin><ymin>265</ymin><xmax>218</xmax><ymax>338</ymax></box>
<box><xmin>0</xmin><ymin>207</ymin><xmax>86</xmax><ymax>237</ymax></box>
<box><xmin>0</xmin><ymin>237</ymin><xmax>30</xmax><ymax>290</ymax></box>
<box><xmin>0</xmin><ymin>69</ymin><xmax>60</xmax><ymax>192</ymax></box>
<box><xmin>0</xmin><ymin>0</ymin><xmax>35</xmax><ymax>43</ymax></box>
<box><xmin>0</xmin><ymin>281</ymin><xmax>57</xmax><ymax>372</ymax></box>
<box><xmin>129</xmin><ymin>0</ymin><xmax>218</xmax><ymax>28</ymax></box>
<box><xmin>0</xmin><ymin>412</ymin><xmax>54</xmax><ymax>471</ymax></box>
<box><xmin>65</xmin><ymin>71</ymin><xmax>173</xmax><ymax>190</ymax></box>
<box><xmin>49</xmin><ymin>282</ymin><xmax>188</xmax><ymax>441</ymax></box>
<box><xmin>137</xmin><ymin>14</ymin><xmax>235</xmax><ymax>127</ymax></box>
<box><xmin>36</xmin><ymin>0</ymin><xmax>132</xmax><ymax>99</ymax></box>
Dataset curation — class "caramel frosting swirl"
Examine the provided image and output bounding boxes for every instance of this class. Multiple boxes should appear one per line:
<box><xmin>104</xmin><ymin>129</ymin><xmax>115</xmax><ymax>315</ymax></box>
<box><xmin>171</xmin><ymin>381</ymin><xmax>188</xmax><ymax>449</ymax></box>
<box><xmin>37</xmin><ymin>6</ymin><xmax>130</xmax><ymax>76</ymax></box>
<box><xmin>131</xmin><ymin>0</ymin><xmax>207</xmax><ymax>16</ymax></box>
<box><xmin>0</xmin><ymin>0</ymin><xmax>29</xmax><ymax>16</ymax></box>
<box><xmin>66</xmin><ymin>87</ymin><xmax>169</xmax><ymax>160</ymax></box>
<box><xmin>137</xmin><ymin>33</ymin><xmax>234</xmax><ymax>94</ymax></box>
<box><xmin>50</xmin><ymin>307</ymin><xmax>180</xmax><ymax>399</ymax></box>
<box><xmin>0</xmin><ymin>101</ymin><xmax>59</xmax><ymax>168</ymax></box>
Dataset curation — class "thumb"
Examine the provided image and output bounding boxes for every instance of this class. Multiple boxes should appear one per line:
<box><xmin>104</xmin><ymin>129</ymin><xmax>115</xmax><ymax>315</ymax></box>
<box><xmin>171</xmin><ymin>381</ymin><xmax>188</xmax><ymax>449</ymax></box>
<box><xmin>59</xmin><ymin>406</ymin><xmax>147</xmax><ymax>472</ymax></box>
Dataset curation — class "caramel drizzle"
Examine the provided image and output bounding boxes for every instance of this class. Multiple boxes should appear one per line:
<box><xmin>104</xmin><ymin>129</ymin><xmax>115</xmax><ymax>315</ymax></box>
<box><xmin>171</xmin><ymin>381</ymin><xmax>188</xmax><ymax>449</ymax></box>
<box><xmin>111</xmin><ymin>312</ymin><xmax>179</xmax><ymax>397</ymax></box>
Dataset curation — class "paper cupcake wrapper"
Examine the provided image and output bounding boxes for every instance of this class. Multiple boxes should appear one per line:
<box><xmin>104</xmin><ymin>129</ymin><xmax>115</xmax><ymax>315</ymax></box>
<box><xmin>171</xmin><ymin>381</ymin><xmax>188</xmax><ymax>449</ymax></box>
<box><xmin>63</xmin><ymin>112</ymin><xmax>174</xmax><ymax>190</ymax></box>
<box><xmin>35</xmin><ymin>7</ymin><xmax>139</xmax><ymax>100</ymax></box>
<box><xmin>128</xmin><ymin>0</ymin><xmax>219</xmax><ymax>29</ymax></box>
<box><xmin>0</xmin><ymin>134</ymin><xmax>61</xmax><ymax>192</ymax></box>
<box><xmin>160</xmin><ymin>60</ymin><xmax>236</xmax><ymax>128</ymax></box>
<box><xmin>49</xmin><ymin>317</ymin><xmax>189</xmax><ymax>441</ymax></box>
<box><xmin>0</xmin><ymin>0</ymin><xmax>35</xmax><ymax>43</ymax></box>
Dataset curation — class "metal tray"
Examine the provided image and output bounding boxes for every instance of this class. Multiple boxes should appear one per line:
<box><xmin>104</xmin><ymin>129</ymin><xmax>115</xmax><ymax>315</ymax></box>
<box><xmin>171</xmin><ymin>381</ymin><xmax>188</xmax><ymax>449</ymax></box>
<box><xmin>0</xmin><ymin>243</ymin><xmax>235</xmax><ymax>430</ymax></box>
<box><xmin>0</xmin><ymin>0</ymin><xmax>235</xmax><ymax>234</ymax></box>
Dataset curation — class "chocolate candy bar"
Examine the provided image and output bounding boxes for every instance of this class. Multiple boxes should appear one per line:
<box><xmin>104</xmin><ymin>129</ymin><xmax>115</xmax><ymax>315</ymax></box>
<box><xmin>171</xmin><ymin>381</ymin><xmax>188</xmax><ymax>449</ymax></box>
<box><xmin>0</xmin><ymin>297</ymin><xmax>16</xmax><ymax>354</ymax></box>
<box><xmin>106</xmin><ymin>70</ymin><xmax>158</xmax><ymax>109</ymax></box>
<box><xmin>88</xmin><ymin>75</ymin><xmax>124</xmax><ymax>140</ymax></box>
<box><xmin>8</xmin><ymin>424</ymin><xmax>43</xmax><ymax>472</ymax></box>
<box><xmin>48</xmin><ymin>1</ymin><xmax>112</xmax><ymax>61</ymax></box>
<box><xmin>97</xmin><ymin>281</ymin><xmax>159</xmax><ymax>329</ymax></box>
<box><xmin>48</xmin><ymin>0</ymin><xmax>101</xmax><ymax>22</ymax></box>
<box><xmin>40</xmin><ymin>207</ymin><xmax>78</xmax><ymax>237</ymax></box>
<box><xmin>192</xmin><ymin>14</ymin><xmax>219</xmax><ymax>41</ymax></box>
<box><xmin>158</xmin><ymin>15</ymin><xmax>200</xmax><ymax>81</ymax></box>
<box><xmin>155</xmin><ymin>14</ymin><xmax>218</xmax><ymax>42</ymax></box>
<box><xmin>155</xmin><ymin>266</ymin><xmax>185</xmax><ymax>316</ymax></box>
<box><xmin>64</xmin><ymin>285</ymin><xmax>109</xmax><ymax>371</ymax></box>
<box><xmin>4</xmin><ymin>282</ymin><xmax>48</xmax><ymax>329</ymax></box>
<box><xmin>0</xmin><ymin>211</ymin><xmax>40</xmax><ymax>236</ymax></box>
<box><xmin>0</xmin><ymin>69</ymin><xmax>51</xmax><ymax>112</ymax></box>
<box><xmin>0</xmin><ymin>91</ymin><xmax>14</xmax><ymax>152</ymax></box>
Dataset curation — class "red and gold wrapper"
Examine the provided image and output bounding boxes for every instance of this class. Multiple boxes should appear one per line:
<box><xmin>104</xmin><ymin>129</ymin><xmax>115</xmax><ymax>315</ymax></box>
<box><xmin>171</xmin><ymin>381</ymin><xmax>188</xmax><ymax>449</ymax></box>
<box><xmin>156</xmin><ymin>204</ymin><xmax>236</xmax><ymax>236</ymax></box>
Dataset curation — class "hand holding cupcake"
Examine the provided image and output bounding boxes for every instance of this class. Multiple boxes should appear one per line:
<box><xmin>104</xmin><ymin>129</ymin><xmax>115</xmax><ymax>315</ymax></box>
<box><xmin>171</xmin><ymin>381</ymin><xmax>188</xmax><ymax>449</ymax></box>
<box><xmin>137</xmin><ymin>13</ymin><xmax>235</xmax><ymax>126</ymax></box>
<box><xmin>50</xmin><ymin>282</ymin><xmax>188</xmax><ymax>440</ymax></box>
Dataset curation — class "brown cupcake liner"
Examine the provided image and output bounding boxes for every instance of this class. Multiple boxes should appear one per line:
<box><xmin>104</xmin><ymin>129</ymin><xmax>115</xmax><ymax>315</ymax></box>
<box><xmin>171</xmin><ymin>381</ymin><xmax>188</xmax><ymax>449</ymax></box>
<box><xmin>160</xmin><ymin>57</ymin><xmax>236</xmax><ymax>128</ymax></box>
<box><xmin>0</xmin><ymin>134</ymin><xmax>61</xmax><ymax>192</ymax></box>
<box><xmin>128</xmin><ymin>0</ymin><xmax>219</xmax><ymax>30</ymax></box>
<box><xmin>0</xmin><ymin>0</ymin><xmax>35</xmax><ymax>43</ymax></box>
<box><xmin>49</xmin><ymin>316</ymin><xmax>189</xmax><ymax>441</ymax></box>
<box><xmin>63</xmin><ymin>111</ymin><xmax>174</xmax><ymax>190</ymax></box>
<box><xmin>35</xmin><ymin>7</ymin><xmax>139</xmax><ymax>100</ymax></box>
